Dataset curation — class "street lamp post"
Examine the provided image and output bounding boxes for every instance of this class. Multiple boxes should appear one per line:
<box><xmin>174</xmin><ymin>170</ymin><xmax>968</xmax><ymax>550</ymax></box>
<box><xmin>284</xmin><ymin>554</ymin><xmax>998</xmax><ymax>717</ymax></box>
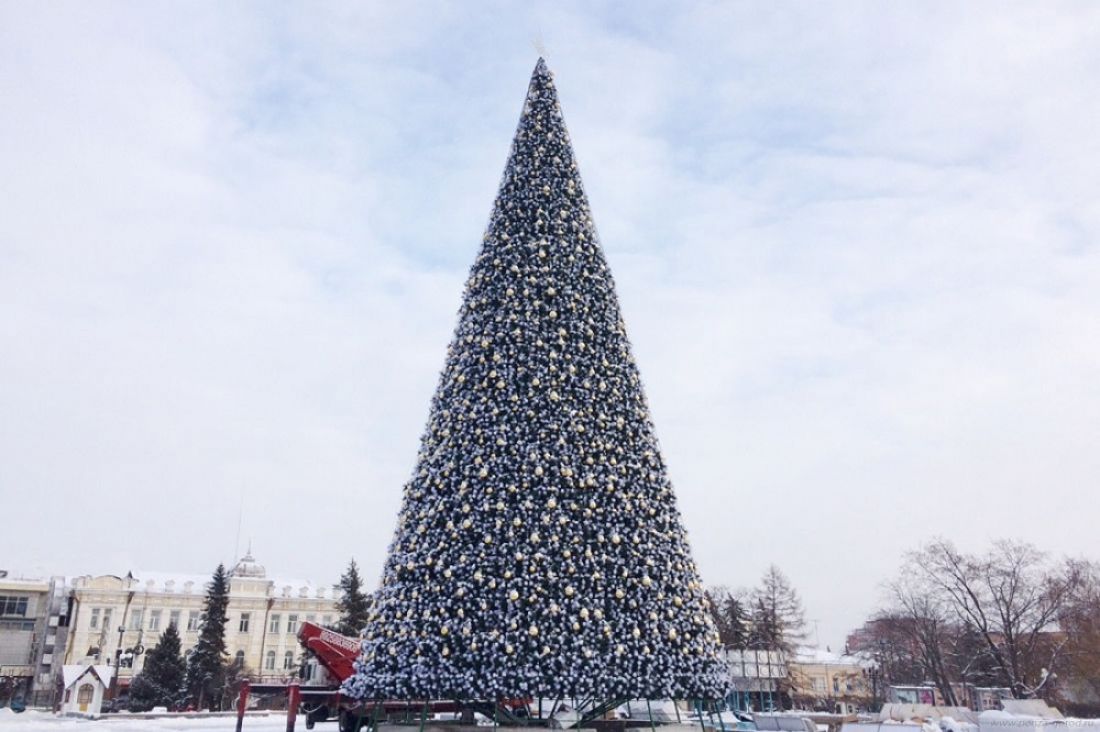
<box><xmin>108</xmin><ymin>625</ymin><xmax>125</xmax><ymax>701</ymax></box>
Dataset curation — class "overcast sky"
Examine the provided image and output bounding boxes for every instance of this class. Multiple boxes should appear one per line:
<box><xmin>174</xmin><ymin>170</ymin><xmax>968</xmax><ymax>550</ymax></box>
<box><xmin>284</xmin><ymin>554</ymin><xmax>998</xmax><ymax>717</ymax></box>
<box><xmin>2</xmin><ymin>2</ymin><xmax>1099</xmax><ymax>650</ymax></box>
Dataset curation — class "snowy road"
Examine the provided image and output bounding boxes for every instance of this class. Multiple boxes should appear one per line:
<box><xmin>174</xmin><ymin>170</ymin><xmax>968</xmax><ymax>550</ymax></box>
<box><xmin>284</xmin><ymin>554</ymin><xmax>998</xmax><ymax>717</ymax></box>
<box><xmin>0</xmin><ymin>709</ymin><xmax>291</xmax><ymax>732</ymax></box>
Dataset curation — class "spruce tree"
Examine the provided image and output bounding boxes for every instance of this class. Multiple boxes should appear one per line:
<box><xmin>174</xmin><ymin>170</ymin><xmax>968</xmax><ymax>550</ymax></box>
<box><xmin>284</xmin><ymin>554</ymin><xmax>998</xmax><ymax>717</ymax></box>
<box><xmin>723</xmin><ymin>593</ymin><xmax>750</xmax><ymax>650</ymax></box>
<box><xmin>186</xmin><ymin>564</ymin><xmax>230</xmax><ymax>709</ymax></box>
<box><xmin>749</xmin><ymin>598</ymin><xmax>781</xmax><ymax>650</ymax></box>
<box><xmin>341</xmin><ymin>58</ymin><xmax>727</xmax><ymax>702</ymax></box>
<box><xmin>335</xmin><ymin>559</ymin><xmax>372</xmax><ymax>636</ymax></box>
<box><xmin>706</xmin><ymin>587</ymin><xmax>749</xmax><ymax>649</ymax></box>
<box><xmin>726</xmin><ymin>590</ymin><xmax>752</xmax><ymax>647</ymax></box>
<box><xmin>129</xmin><ymin>623</ymin><xmax>186</xmax><ymax>711</ymax></box>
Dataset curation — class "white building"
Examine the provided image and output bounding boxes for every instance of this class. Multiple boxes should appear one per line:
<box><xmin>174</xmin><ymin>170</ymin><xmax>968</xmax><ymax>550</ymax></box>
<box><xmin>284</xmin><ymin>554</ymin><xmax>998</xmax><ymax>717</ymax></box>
<box><xmin>60</xmin><ymin>664</ymin><xmax>113</xmax><ymax>716</ymax></box>
<box><xmin>63</xmin><ymin>551</ymin><xmax>340</xmax><ymax>692</ymax></box>
<box><xmin>0</xmin><ymin>572</ymin><xmax>69</xmax><ymax>706</ymax></box>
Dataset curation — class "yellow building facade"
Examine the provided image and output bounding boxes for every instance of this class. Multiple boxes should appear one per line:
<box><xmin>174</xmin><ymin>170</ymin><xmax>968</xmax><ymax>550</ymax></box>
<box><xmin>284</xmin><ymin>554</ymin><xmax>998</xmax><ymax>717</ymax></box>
<box><xmin>62</xmin><ymin>552</ymin><xmax>341</xmax><ymax>690</ymax></box>
<box><xmin>788</xmin><ymin>648</ymin><xmax>872</xmax><ymax>713</ymax></box>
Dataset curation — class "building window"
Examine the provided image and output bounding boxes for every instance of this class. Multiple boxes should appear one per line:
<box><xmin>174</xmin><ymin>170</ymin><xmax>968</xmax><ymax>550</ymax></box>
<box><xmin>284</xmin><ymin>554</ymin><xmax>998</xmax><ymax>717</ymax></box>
<box><xmin>305</xmin><ymin>614</ymin><xmax>315</xmax><ymax>624</ymax></box>
<box><xmin>0</xmin><ymin>619</ymin><xmax>35</xmax><ymax>631</ymax></box>
<box><xmin>130</xmin><ymin>609</ymin><xmax>144</xmax><ymax>630</ymax></box>
<box><xmin>265</xmin><ymin>650</ymin><xmax>276</xmax><ymax>670</ymax></box>
<box><xmin>322</xmin><ymin>615</ymin><xmax>332</xmax><ymax>628</ymax></box>
<box><xmin>239</xmin><ymin>613</ymin><xmax>251</xmax><ymax>633</ymax></box>
<box><xmin>0</xmin><ymin>596</ymin><xmax>29</xmax><ymax>617</ymax></box>
<box><xmin>149</xmin><ymin>610</ymin><xmax>162</xmax><ymax>631</ymax></box>
<box><xmin>283</xmin><ymin>651</ymin><xmax>295</xmax><ymax>670</ymax></box>
<box><xmin>187</xmin><ymin>611</ymin><xmax>200</xmax><ymax>631</ymax></box>
<box><xmin>814</xmin><ymin>677</ymin><xmax>826</xmax><ymax>691</ymax></box>
<box><xmin>169</xmin><ymin>610</ymin><xmax>181</xmax><ymax>628</ymax></box>
<box><xmin>833</xmin><ymin>678</ymin><xmax>840</xmax><ymax>694</ymax></box>
<box><xmin>287</xmin><ymin>614</ymin><xmax>298</xmax><ymax>634</ymax></box>
<box><xmin>234</xmin><ymin>650</ymin><xmax>245</xmax><ymax>667</ymax></box>
<box><xmin>90</xmin><ymin>608</ymin><xmax>101</xmax><ymax>630</ymax></box>
<box><xmin>269</xmin><ymin>614</ymin><xmax>281</xmax><ymax>633</ymax></box>
<box><xmin>102</xmin><ymin>609</ymin><xmax>112</xmax><ymax>632</ymax></box>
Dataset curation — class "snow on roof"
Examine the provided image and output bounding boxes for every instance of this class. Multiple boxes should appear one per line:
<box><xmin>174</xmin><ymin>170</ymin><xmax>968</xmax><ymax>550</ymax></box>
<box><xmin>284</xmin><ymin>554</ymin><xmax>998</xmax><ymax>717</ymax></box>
<box><xmin>794</xmin><ymin>646</ymin><xmax>867</xmax><ymax>666</ymax></box>
<box><xmin>123</xmin><ymin>569</ymin><xmax>336</xmax><ymax>598</ymax></box>
<box><xmin>0</xmin><ymin>575</ymin><xmax>51</xmax><ymax>591</ymax></box>
<box><xmin>63</xmin><ymin>664</ymin><xmax>114</xmax><ymax>690</ymax></box>
<box><xmin>999</xmin><ymin>701</ymin><xmax>1064</xmax><ymax>720</ymax></box>
<box><xmin>269</xmin><ymin>576</ymin><xmax>316</xmax><ymax>590</ymax></box>
<box><xmin>129</xmin><ymin>570</ymin><xmax>213</xmax><ymax>591</ymax></box>
<box><xmin>68</xmin><ymin>551</ymin><xmax>336</xmax><ymax>598</ymax></box>
<box><xmin>271</xmin><ymin>577</ymin><xmax>342</xmax><ymax>600</ymax></box>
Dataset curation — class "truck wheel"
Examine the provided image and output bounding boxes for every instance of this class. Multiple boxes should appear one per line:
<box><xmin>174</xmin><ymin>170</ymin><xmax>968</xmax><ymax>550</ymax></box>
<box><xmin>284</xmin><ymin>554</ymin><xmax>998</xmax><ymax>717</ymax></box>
<box><xmin>340</xmin><ymin>710</ymin><xmax>363</xmax><ymax>732</ymax></box>
<box><xmin>304</xmin><ymin>703</ymin><xmax>326</xmax><ymax>729</ymax></box>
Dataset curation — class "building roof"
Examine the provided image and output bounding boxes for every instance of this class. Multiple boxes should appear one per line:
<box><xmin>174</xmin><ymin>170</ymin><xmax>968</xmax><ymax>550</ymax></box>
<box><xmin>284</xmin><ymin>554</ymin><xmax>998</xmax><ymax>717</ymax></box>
<box><xmin>127</xmin><ymin>570</ymin><xmax>214</xmax><ymax>593</ymax></box>
<box><xmin>230</xmin><ymin>550</ymin><xmax>267</xmax><ymax>579</ymax></box>
<box><xmin>69</xmin><ymin>552</ymin><xmax>337</xmax><ymax>599</ymax></box>
<box><xmin>793</xmin><ymin>646</ymin><xmax>868</xmax><ymax>666</ymax></box>
<box><xmin>59</xmin><ymin>547</ymin><xmax>339</xmax><ymax>602</ymax></box>
<box><xmin>0</xmin><ymin>577</ymin><xmax>51</xmax><ymax>592</ymax></box>
<box><xmin>63</xmin><ymin>664</ymin><xmax>114</xmax><ymax>690</ymax></box>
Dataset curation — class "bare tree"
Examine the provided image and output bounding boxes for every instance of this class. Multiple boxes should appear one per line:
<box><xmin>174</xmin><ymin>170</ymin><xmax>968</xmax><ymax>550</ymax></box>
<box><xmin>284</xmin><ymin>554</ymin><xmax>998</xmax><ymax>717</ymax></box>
<box><xmin>853</xmin><ymin>614</ymin><xmax>925</xmax><ymax>687</ymax></box>
<box><xmin>948</xmin><ymin>620</ymin><xmax>1003</xmax><ymax>689</ymax></box>
<box><xmin>887</xmin><ymin>568</ymin><xmax>959</xmax><ymax>705</ymax></box>
<box><xmin>1057</xmin><ymin>560</ymin><xmax>1100</xmax><ymax>712</ymax></box>
<box><xmin>751</xmin><ymin>565</ymin><xmax>807</xmax><ymax>655</ymax></box>
<box><xmin>911</xmin><ymin>539</ymin><xmax>1079</xmax><ymax>699</ymax></box>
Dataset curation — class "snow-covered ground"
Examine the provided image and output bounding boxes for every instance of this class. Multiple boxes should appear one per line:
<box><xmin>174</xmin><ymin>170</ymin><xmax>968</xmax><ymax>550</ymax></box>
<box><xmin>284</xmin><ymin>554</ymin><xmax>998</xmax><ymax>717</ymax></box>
<box><xmin>0</xmin><ymin>709</ymin><xmax>290</xmax><ymax>732</ymax></box>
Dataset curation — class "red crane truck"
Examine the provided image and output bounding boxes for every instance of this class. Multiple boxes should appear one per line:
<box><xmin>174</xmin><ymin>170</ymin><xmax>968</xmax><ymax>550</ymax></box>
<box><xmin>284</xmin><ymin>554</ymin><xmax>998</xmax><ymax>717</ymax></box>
<box><xmin>295</xmin><ymin>621</ymin><xmax>531</xmax><ymax>731</ymax></box>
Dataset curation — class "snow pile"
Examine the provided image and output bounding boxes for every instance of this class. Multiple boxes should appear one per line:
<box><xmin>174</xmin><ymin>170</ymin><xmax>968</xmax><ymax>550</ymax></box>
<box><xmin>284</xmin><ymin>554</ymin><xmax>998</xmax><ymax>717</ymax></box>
<box><xmin>0</xmin><ymin>708</ymin><xmax>50</xmax><ymax>721</ymax></box>
<box><xmin>939</xmin><ymin>715</ymin><xmax>979</xmax><ymax>732</ymax></box>
<box><xmin>978</xmin><ymin>710</ymin><xmax>1100</xmax><ymax>732</ymax></box>
<box><xmin>846</xmin><ymin>710</ymin><xmax>1100</xmax><ymax>732</ymax></box>
<box><xmin>0</xmin><ymin>710</ymin><xmax>285</xmax><ymax>731</ymax></box>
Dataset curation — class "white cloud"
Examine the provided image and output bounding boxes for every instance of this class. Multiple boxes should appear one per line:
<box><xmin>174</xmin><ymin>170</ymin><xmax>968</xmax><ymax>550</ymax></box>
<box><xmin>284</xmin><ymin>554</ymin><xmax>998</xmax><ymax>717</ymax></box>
<box><xmin>1</xmin><ymin>1</ymin><xmax>1097</xmax><ymax>648</ymax></box>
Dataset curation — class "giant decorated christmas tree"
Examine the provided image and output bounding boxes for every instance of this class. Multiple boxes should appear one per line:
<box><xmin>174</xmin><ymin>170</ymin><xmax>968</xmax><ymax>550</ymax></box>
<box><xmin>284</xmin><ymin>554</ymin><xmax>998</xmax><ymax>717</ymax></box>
<box><xmin>342</xmin><ymin>59</ymin><xmax>728</xmax><ymax>702</ymax></box>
